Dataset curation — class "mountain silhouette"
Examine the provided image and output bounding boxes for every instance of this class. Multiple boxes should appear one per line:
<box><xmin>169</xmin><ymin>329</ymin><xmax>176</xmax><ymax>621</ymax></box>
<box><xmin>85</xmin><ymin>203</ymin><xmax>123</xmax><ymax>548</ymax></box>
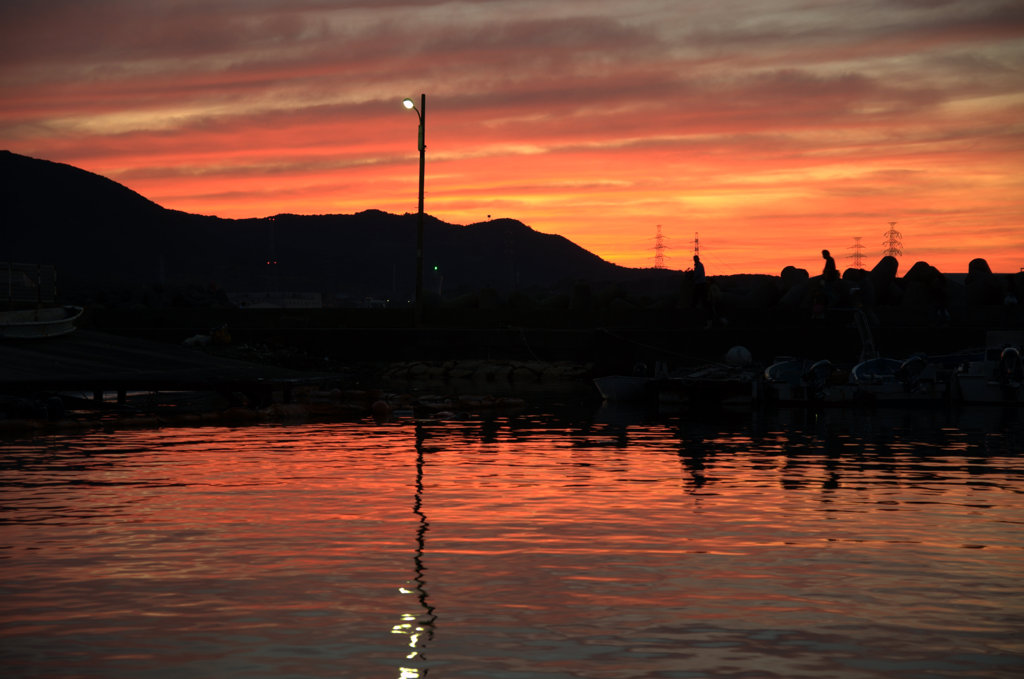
<box><xmin>1</xmin><ymin>151</ymin><xmax>672</xmax><ymax>302</ymax></box>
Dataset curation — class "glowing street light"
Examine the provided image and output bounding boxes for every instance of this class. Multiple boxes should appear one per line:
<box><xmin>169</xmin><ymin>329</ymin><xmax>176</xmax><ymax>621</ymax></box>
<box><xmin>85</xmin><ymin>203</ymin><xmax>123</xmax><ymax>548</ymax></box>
<box><xmin>403</xmin><ymin>94</ymin><xmax>426</xmax><ymax>324</ymax></box>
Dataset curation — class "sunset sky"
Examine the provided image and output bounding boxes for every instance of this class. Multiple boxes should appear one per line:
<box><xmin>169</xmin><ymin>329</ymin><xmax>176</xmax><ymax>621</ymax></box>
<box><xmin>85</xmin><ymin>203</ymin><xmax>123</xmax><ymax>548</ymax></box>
<box><xmin>2</xmin><ymin>0</ymin><xmax>1022</xmax><ymax>274</ymax></box>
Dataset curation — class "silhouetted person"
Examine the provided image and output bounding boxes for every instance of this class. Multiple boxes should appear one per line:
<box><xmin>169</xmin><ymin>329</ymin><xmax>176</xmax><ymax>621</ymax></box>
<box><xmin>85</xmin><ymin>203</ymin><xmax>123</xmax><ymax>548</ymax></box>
<box><xmin>821</xmin><ymin>249</ymin><xmax>838</xmax><ymax>282</ymax></box>
<box><xmin>692</xmin><ymin>255</ymin><xmax>707</xmax><ymax>307</ymax></box>
<box><xmin>691</xmin><ymin>254</ymin><xmax>716</xmax><ymax>328</ymax></box>
<box><xmin>821</xmin><ymin>249</ymin><xmax>839</xmax><ymax>308</ymax></box>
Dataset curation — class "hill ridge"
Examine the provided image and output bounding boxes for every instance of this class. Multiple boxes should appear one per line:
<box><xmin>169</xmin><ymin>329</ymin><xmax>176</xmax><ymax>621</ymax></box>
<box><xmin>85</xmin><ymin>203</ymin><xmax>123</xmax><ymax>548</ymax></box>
<box><xmin>1</xmin><ymin>151</ymin><xmax>668</xmax><ymax>300</ymax></box>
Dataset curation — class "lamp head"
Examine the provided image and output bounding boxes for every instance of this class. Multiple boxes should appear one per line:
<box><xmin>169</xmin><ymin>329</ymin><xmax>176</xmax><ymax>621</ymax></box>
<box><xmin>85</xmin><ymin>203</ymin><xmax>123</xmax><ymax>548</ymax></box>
<box><xmin>402</xmin><ymin>98</ymin><xmax>416</xmax><ymax>110</ymax></box>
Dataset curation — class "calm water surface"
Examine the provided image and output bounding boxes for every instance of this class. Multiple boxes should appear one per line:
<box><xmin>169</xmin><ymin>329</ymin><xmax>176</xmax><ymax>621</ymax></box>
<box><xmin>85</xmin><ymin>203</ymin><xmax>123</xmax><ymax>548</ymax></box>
<box><xmin>2</xmin><ymin>405</ymin><xmax>1023</xmax><ymax>678</ymax></box>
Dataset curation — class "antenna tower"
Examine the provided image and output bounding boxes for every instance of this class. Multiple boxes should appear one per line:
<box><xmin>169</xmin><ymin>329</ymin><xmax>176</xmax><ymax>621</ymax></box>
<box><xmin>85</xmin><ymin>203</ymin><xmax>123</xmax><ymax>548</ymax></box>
<box><xmin>882</xmin><ymin>221</ymin><xmax>903</xmax><ymax>258</ymax></box>
<box><xmin>653</xmin><ymin>225</ymin><xmax>667</xmax><ymax>269</ymax></box>
<box><xmin>848</xmin><ymin>236</ymin><xmax>865</xmax><ymax>269</ymax></box>
<box><xmin>694</xmin><ymin>232</ymin><xmax>700</xmax><ymax>257</ymax></box>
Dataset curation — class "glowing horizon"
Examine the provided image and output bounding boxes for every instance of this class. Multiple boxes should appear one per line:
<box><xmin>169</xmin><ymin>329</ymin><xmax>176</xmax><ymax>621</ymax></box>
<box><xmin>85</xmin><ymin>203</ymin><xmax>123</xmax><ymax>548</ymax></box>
<box><xmin>1</xmin><ymin>1</ymin><xmax>1022</xmax><ymax>274</ymax></box>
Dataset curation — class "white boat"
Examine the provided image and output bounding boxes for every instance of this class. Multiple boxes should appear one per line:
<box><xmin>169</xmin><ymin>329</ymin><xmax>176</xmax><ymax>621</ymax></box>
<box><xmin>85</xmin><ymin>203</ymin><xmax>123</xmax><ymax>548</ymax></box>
<box><xmin>763</xmin><ymin>354</ymin><xmax>948</xmax><ymax>406</ymax></box>
<box><xmin>849</xmin><ymin>355</ymin><xmax>948</xmax><ymax>404</ymax></box>
<box><xmin>954</xmin><ymin>332</ymin><xmax>1024</xmax><ymax>404</ymax></box>
<box><xmin>0</xmin><ymin>305</ymin><xmax>83</xmax><ymax>339</ymax></box>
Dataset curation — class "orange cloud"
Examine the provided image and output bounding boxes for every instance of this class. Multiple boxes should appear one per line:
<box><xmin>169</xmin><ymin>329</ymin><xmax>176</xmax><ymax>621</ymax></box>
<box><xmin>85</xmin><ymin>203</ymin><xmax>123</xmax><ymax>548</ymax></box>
<box><xmin>1</xmin><ymin>0</ymin><xmax>1021</xmax><ymax>274</ymax></box>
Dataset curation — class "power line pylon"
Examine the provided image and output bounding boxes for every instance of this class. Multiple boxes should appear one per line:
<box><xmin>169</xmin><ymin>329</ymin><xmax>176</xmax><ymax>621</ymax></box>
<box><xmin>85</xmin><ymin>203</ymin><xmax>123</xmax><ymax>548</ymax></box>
<box><xmin>848</xmin><ymin>236</ymin><xmax>865</xmax><ymax>269</ymax></box>
<box><xmin>882</xmin><ymin>221</ymin><xmax>903</xmax><ymax>258</ymax></box>
<box><xmin>693</xmin><ymin>232</ymin><xmax>699</xmax><ymax>258</ymax></box>
<box><xmin>653</xmin><ymin>225</ymin><xmax>668</xmax><ymax>269</ymax></box>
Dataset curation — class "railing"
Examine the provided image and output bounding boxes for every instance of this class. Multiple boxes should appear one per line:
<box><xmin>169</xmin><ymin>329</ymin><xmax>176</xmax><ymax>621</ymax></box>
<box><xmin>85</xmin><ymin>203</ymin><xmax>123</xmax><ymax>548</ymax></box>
<box><xmin>2</xmin><ymin>263</ymin><xmax>58</xmax><ymax>307</ymax></box>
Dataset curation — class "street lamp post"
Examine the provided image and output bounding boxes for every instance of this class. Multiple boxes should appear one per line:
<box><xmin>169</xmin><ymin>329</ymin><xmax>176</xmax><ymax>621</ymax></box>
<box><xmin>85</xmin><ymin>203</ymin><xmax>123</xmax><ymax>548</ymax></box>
<box><xmin>403</xmin><ymin>94</ymin><xmax>426</xmax><ymax>325</ymax></box>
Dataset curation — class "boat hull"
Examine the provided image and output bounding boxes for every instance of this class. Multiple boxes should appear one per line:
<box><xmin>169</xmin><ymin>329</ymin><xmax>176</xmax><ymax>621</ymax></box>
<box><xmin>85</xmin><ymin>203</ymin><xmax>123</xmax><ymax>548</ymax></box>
<box><xmin>593</xmin><ymin>375</ymin><xmax>658</xmax><ymax>403</ymax></box>
<box><xmin>0</xmin><ymin>306</ymin><xmax>83</xmax><ymax>339</ymax></box>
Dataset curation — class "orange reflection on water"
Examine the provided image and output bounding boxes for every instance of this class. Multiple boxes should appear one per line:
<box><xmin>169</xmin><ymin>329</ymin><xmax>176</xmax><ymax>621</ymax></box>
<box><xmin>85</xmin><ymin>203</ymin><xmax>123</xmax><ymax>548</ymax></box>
<box><xmin>3</xmin><ymin>414</ymin><xmax>1023</xmax><ymax>678</ymax></box>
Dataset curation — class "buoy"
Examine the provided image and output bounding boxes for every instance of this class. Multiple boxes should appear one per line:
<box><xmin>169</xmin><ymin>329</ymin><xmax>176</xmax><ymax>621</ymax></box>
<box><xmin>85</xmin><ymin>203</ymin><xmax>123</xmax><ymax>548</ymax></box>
<box><xmin>725</xmin><ymin>345</ymin><xmax>753</xmax><ymax>366</ymax></box>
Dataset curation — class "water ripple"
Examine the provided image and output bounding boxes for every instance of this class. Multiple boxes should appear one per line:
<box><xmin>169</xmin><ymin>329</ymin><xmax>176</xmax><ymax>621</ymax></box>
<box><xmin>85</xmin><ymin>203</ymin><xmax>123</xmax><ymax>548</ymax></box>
<box><xmin>2</xmin><ymin>411</ymin><xmax>1023</xmax><ymax>678</ymax></box>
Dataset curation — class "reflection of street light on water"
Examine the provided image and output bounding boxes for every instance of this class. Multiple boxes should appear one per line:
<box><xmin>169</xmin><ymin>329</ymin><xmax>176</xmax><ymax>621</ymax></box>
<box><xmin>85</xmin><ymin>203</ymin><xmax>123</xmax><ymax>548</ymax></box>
<box><xmin>403</xmin><ymin>95</ymin><xmax>426</xmax><ymax>325</ymax></box>
<box><xmin>392</xmin><ymin>423</ymin><xmax>436</xmax><ymax>677</ymax></box>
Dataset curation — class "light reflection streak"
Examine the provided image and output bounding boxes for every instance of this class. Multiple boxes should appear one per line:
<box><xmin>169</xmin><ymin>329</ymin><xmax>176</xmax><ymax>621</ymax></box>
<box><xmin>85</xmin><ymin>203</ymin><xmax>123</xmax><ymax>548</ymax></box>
<box><xmin>392</xmin><ymin>423</ymin><xmax>437</xmax><ymax>678</ymax></box>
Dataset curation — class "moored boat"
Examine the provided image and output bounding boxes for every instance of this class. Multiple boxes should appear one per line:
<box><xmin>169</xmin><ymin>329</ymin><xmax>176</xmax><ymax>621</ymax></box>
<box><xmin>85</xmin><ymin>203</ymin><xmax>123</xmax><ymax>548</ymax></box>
<box><xmin>593</xmin><ymin>374</ymin><xmax>661</xmax><ymax>403</ymax></box>
<box><xmin>954</xmin><ymin>332</ymin><xmax>1024</xmax><ymax>404</ymax></box>
<box><xmin>0</xmin><ymin>305</ymin><xmax>83</xmax><ymax>339</ymax></box>
<box><xmin>762</xmin><ymin>357</ymin><xmax>835</xmax><ymax>404</ymax></box>
<box><xmin>848</xmin><ymin>354</ymin><xmax>949</xmax><ymax>404</ymax></box>
<box><xmin>658</xmin><ymin>362</ymin><xmax>762</xmax><ymax>408</ymax></box>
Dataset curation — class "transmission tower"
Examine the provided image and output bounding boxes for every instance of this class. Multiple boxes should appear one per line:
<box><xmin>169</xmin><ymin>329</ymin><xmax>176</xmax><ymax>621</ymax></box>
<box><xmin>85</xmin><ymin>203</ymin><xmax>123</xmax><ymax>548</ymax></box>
<box><xmin>653</xmin><ymin>225</ymin><xmax>668</xmax><ymax>269</ymax></box>
<box><xmin>882</xmin><ymin>221</ymin><xmax>903</xmax><ymax>258</ymax></box>
<box><xmin>848</xmin><ymin>236</ymin><xmax>865</xmax><ymax>269</ymax></box>
<box><xmin>693</xmin><ymin>232</ymin><xmax>700</xmax><ymax>257</ymax></box>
